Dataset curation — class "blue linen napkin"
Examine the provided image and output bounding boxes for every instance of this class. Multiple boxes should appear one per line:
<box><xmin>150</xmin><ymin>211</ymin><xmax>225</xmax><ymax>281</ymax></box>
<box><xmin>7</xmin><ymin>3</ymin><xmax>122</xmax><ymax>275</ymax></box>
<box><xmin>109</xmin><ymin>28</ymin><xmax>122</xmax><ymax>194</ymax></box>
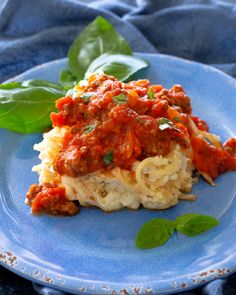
<box><xmin>0</xmin><ymin>0</ymin><xmax>236</xmax><ymax>294</ymax></box>
<box><xmin>0</xmin><ymin>0</ymin><xmax>156</xmax><ymax>82</ymax></box>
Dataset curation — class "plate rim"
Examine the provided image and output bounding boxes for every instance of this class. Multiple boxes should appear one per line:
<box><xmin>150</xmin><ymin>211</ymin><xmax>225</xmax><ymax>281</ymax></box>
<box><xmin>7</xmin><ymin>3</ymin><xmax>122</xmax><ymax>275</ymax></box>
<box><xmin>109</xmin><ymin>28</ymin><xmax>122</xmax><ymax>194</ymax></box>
<box><xmin>1</xmin><ymin>52</ymin><xmax>236</xmax><ymax>295</ymax></box>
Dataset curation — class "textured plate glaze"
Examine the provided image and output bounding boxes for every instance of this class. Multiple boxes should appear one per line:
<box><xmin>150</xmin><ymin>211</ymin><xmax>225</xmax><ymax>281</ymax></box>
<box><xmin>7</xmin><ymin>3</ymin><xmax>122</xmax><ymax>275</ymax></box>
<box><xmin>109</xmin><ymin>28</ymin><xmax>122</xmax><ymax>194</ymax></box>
<box><xmin>0</xmin><ymin>53</ymin><xmax>236</xmax><ymax>295</ymax></box>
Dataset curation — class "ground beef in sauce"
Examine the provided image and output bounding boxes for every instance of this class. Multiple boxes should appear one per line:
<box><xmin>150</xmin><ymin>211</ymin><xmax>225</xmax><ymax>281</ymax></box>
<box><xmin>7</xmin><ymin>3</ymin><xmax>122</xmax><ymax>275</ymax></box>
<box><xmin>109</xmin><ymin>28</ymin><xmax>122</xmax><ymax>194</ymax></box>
<box><xmin>26</xmin><ymin>183</ymin><xmax>79</xmax><ymax>216</ymax></box>
<box><xmin>157</xmin><ymin>85</ymin><xmax>192</xmax><ymax>114</ymax></box>
<box><xmin>223</xmin><ymin>138</ymin><xmax>236</xmax><ymax>157</ymax></box>
<box><xmin>51</xmin><ymin>74</ymin><xmax>192</xmax><ymax>177</ymax></box>
<box><xmin>26</xmin><ymin>73</ymin><xmax>236</xmax><ymax>216</ymax></box>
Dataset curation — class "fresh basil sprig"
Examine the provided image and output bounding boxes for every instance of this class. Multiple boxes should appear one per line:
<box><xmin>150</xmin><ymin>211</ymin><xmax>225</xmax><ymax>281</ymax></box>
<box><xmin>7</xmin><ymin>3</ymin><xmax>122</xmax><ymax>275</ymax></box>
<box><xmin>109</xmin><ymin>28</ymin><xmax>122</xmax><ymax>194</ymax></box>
<box><xmin>175</xmin><ymin>214</ymin><xmax>219</xmax><ymax>236</ymax></box>
<box><xmin>85</xmin><ymin>53</ymin><xmax>148</xmax><ymax>82</ymax></box>
<box><xmin>68</xmin><ymin>16</ymin><xmax>132</xmax><ymax>80</ymax></box>
<box><xmin>0</xmin><ymin>86</ymin><xmax>65</xmax><ymax>133</ymax></box>
<box><xmin>136</xmin><ymin>214</ymin><xmax>219</xmax><ymax>249</ymax></box>
<box><xmin>62</xmin><ymin>16</ymin><xmax>148</xmax><ymax>85</ymax></box>
<box><xmin>0</xmin><ymin>16</ymin><xmax>149</xmax><ymax>134</ymax></box>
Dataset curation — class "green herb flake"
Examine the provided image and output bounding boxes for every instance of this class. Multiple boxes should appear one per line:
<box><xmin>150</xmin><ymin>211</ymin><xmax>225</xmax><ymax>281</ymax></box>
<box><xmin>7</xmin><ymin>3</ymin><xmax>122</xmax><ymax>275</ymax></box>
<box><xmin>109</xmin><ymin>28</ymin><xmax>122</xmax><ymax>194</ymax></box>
<box><xmin>158</xmin><ymin>118</ymin><xmax>172</xmax><ymax>125</ymax></box>
<box><xmin>173</xmin><ymin>116</ymin><xmax>181</xmax><ymax>123</ymax></box>
<box><xmin>158</xmin><ymin>117</ymin><xmax>173</xmax><ymax>131</ymax></box>
<box><xmin>159</xmin><ymin>123</ymin><xmax>172</xmax><ymax>131</ymax></box>
<box><xmin>83</xmin><ymin>124</ymin><xmax>95</xmax><ymax>134</ymax></box>
<box><xmin>80</xmin><ymin>92</ymin><xmax>96</xmax><ymax>103</ymax></box>
<box><xmin>148</xmin><ymin>87</ymin><xmax>155</xmax><ymax>100</ymax></box>
<box><xmin>136</xmin><ymin>117</ymin><xmax>145</xmax><ymax>125</ymax></box>
<box><xmin>112</xmin><ymin>93</ymin><xmax>127</xmax><ymax>104</ymax></box>
<box><xmin>205</xmin><ymin>137</ymin><xmax>213</xmax><ymax>145</ymax></box>
<box><xmin>103</xmin><ymin>150</ymin><xmax>113</xmax><ymax>165</ymax></box>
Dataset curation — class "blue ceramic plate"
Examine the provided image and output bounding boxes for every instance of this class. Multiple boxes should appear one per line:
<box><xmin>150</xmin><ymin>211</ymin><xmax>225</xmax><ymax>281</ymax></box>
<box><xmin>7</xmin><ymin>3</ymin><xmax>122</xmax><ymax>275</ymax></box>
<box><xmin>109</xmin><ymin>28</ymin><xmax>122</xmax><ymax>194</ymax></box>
<box><xmin>0</xmin><ymin>53</ymin><xmax>236</xmax><ymax>295</ymax></box>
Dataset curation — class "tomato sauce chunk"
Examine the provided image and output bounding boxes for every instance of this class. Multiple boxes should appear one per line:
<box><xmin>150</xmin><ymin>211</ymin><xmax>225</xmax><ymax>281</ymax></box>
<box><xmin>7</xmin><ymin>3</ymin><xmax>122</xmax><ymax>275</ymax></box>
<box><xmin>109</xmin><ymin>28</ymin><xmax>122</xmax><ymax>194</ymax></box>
<box><xmin>191</xmin><ymin>135</ymin><xmax>236</xmax><ymax>179</ymax></box>
<box><xmin>26</xmin><ymin>183</ymin><xmax>79</xmax><ymax>216</ymax></box>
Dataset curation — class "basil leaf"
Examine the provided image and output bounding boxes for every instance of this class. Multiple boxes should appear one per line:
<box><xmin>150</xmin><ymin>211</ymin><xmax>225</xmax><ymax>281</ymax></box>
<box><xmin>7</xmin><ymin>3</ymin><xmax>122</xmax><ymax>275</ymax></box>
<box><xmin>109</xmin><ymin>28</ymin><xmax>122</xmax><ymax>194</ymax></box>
<box><xmin>68</xmin><ymin>16</ymin><xmax>132</xmax><ymax>80</ymax></box>
<box><xmin>80</xmin><ymin>92</ymin><xmax>96</xmax><ymax>103</ymax></box>
<box><xmin>136</xmin><ymin>218</ymin><xmax>175</xmax><ymax>249</ymax></box>
<box><xmin>103</xmin><ymin>150</ymin><xmax>113</xmax><ymax>165</ymax></box>
<box><xmin>83</xmin><ymin>124</ymin><xmax>95</xmax><ymax>134</ymax></box>
<box><xmin>0</xmin><ymin>87</ymin><xmax>65</xmax><ymax>133</ymax></box>
<box><xmin>148</xmin><ymin>87</ymin><xmax>155</xmax><ymax>100</ymax></box>
<box><xmin>85</xmin><ymin>53</ymin><xmax>148</xmax><ymax>81</ymax></box>
<box><xmin>21</xmin><ymin>80</ymin><xmax>64</xmax><ymax>90</ymax></box>
<box><xmin>136</xmin><ymin>213</ymin><xmax>219</xmax><ymax>250</ymax></box>
<box><xmin>0</xmin><ymin>80</ymin><xmax>63</xmax><ymax>91</ymax></box>
<box><xmin>59</xmin><ymin>69</ymin><xmax>78</xmax><ymax>90</ymax></box>
<box><xmin>112</xmin><ymin>93</ymin><xmax>127</xmax><ymax>104</ymax></box>
<box><xmin>0</xmin><ymin>82</ymin><xmax>22</xmax><ymax>89</ymax></box>
<box><xmin>176</xmin><ymin>214</ymin><xmax>219</xmax><ymax>236</ymax></box>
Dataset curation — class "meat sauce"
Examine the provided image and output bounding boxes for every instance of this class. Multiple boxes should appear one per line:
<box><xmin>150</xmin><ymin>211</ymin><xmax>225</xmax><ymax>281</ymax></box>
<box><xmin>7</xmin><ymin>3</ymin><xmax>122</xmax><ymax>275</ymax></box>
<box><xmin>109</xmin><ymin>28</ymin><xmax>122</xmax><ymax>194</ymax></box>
<box><xmin>26</xmin><ymin>182</ymin><xmax>79</xmax><ymax>215</ymax></box>
<box><xmin>51</xmin><ymin>76</ymin><xmax>191</xmax><ymax>176</ymax></box>
<box><xmin>26</xmin><ymin>74</ymin><xmax>236</xmax><ymax>215</ymax></box>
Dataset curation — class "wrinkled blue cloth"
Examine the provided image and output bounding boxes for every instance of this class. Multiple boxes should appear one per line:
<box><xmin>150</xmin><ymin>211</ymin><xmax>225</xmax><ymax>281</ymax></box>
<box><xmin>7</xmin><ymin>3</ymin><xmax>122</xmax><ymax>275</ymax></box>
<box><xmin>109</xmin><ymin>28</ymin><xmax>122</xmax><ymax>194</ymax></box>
<box><xmin>0</xmin><ymin>0</ymin><xmax>236</xmax><ymax>294</ymax></box>
<box><xmin>1</xmin><ymin>0</ymin><xmax>236</xmax><ymax>82</ymax></box>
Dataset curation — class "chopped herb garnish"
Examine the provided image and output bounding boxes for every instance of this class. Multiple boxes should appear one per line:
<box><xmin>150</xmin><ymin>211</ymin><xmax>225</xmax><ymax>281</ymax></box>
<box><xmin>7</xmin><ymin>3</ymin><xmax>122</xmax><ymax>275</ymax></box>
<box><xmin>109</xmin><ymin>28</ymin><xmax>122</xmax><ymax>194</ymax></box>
<box><xmin>205</xmin><ymin>137</ymin><xmax>213</xmax><ymax>145</ymax></box>
<box><xmin>158</xmin><ymin>117</ymin><xmax>181</xmax><ymax>132</ymax></box>
<box><xmin>159</xmin><ymin>123</ymin><xmax>172</xmax><ymax>131</ymax></box>
<box><xmin>112</xmin><ymin>93</ymin><xmax>127</xmax><ymax>104</ymax></box>
<box><xmin>158</xmin><ymin>118</ymin><xmax>173</xmax><ymax>131</ymax></box>
<box><xmin>148</xmin><ymin>87</ymin><xmax>155</xmax><ymax>100</ymax></box>
<box><xmin>103</xmin><ymin>150</ymin><xmax>113</xmax><ymax>165</ymax></box>
<box><xmin>83</xmin><ymin>124</ymin><xmax>95</xmax><ymax>134</ymax></box>
<box><xmin>80</xmin><ymin>92</ymin><xmax>96</xmax><ymax>103</ymax></box>
<box><xmin>173</xmin><ymin>116</ymin><xmax>181</xmax><ymax>123</ymax></box>
<box><xmin>136</xmin><ymin>117</ymin><xmax>145</xmax><ymax>125</ymax></box>
<box><xmin>158</xmin><ymin>118</ymin><xmax>172</xmax><ymax>125</ymax></box>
